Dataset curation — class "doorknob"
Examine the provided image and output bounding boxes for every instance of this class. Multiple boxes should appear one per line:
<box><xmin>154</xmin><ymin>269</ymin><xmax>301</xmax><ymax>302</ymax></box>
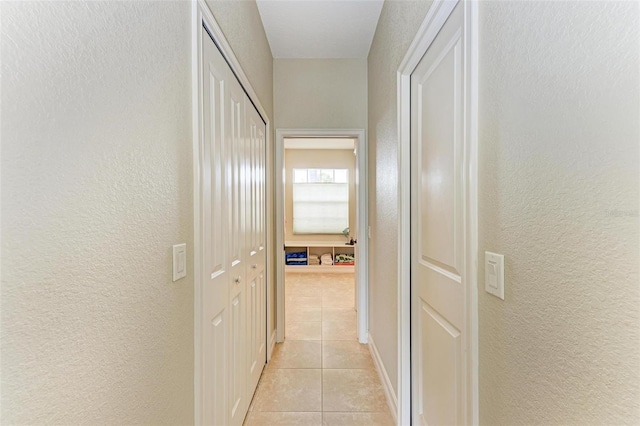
<box><xmin>234</xmin><ymin>276</ymin><xmax>241</xmax><ymax>283</ymax></box>
<box><xmin>251</xmin><ymin>264</ymin><xmax>257</xmax><ymax>269</ymax></box>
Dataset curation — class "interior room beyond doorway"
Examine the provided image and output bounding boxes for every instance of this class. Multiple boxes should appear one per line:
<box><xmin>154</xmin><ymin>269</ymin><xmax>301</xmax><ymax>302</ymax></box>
<box><xmin>281</xmin><ymin>136</ymin><xmax>358</xmax><ymax>336</ymax></box>
<box><xmin>275</xmin><ymin>130</ymin><xmax>369</xmax><ymax>346</ymax></box>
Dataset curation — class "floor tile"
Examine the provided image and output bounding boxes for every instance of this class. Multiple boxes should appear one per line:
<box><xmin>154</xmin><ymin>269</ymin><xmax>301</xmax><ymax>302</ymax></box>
<box><xmin>244</xmin><ymin>411</ymin><xmax>323</xmax><ymax>426</ymax></box>
<box><xmin>322</xmin><ymin>293</ymin><xmax>354</xmax><ymax>309</ymax></box>
<box><xmin>287</xmin><ymin>282</ymin><xmax>323</xmax><ymax>298</ymax></box>
<box><xmin>322</xmin><ymin>279</ymin><xmax>353</xmax><ymax>292</ymax></box>
<box><xmin>286</xmin><ymin>321</ymin><xmax>322</xmax><ymax>340</ymax></box>
<box><xmin>322</xmin><ymin>319</ymin><xmax>357</xmax><ymax>341</ymax></box>
<box><xmin>285</xmin><ymin>272</ymin><xmax>322</xmax><ymax>285</ymax></box>
<box><xmin>322</xmin><ymin>369</ymin><xmax>388</xmax><ymax>412</ymax></box>
<box><xmin>252</xmin><ymin>369</ymin><xmax>322</xmax><ymax>412</ymax></box>
<box><xmin>322</xmin><ymin>412</ymin><xmax>394</xmax><ymax>426</ymax></box>
<box><xmin>322</xmin><ymin>308</ymin><xmax>356</xmax><ymax>323</ymax></box>
<box><xmin>322</xmin><ymin>341</ymin><xmax>373</xmax><ymax>369</ymax></box>
<box><xmin>286</xmin><ymin>306</ymin><xmax>322</xmax><ymax>322</ymax></box>
<box><xmin>270</xmin><ymin>340</ymin><xmax>322</xmax><ymax>369</ymax></box>
<box><xmin>286</xmin><ymin>295</ymin><xmax>322</xmax><ymax>309</ymax></box>
<box><xmin>323</xmin><ymin>284</ymin><xmax>354</xmax><ymax>295</ymax></box>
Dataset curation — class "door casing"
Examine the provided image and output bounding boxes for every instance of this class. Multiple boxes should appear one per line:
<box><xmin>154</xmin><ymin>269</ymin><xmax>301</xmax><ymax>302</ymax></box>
<box><xmin>192</xmin><ymin>1</ymin><xmax>274</xmax><ymax>424</ymax></box>
<box><xmin>275</xmin><ymin>128</ymin><xmax>369</xmax><ymax>344</ymax></box>
<box><xmin>396</xmin><ymin>0</ymin><xmax>479</xmax><ymax>424</ymax></box>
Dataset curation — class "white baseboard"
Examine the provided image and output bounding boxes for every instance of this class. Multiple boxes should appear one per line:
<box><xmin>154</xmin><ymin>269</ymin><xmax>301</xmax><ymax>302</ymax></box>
<box><xmin>368</xmin><ymin>333</ymin><xmax>398</xmax><ymax>425</ymax></box>
<box><xmin>268</xmin><ymin>330</ymin><xmax>277</xmax><ymax>362</ymax></box>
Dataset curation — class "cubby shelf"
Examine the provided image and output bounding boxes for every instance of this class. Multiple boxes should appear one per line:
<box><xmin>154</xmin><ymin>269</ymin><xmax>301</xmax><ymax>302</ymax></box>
<box><xmin>284</xmin><ymin>241</ymin><xmax>355</xmax><ymax>273</ymax></box>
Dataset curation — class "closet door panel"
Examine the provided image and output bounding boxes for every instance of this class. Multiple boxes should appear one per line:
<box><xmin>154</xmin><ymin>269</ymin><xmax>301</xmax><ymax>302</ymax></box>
<box><xmin>245</xmin><ymin>101</ymin><xmax>266</xmax><ymax>395</ymax></box>
<box><xmin>227</xmin><ymin>74</ymin><xmax>247</xmax><ymax>426</ymax></box>
<box><xmin>201</xmin><ymin>26</ymin><xmax>230</xmax><ymax>426</ymax></box>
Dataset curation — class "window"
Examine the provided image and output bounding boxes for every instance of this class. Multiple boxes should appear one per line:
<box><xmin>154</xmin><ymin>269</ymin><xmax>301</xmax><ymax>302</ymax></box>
<box><xmin>292</xmin><ymin>168</ymin><xmax>349</xmax><ymax>234</ymax></box>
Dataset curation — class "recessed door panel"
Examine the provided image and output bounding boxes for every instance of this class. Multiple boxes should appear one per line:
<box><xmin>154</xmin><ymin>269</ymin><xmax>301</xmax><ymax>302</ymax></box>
<box><xmin>206</xmin><ymin>69</ymin><xmax>227</xmax><ymax>281</ymax></box>
<box><xmin>228</xmin><ymin>296</ymin><xmax>244</xmax><ymax>426</ymax></box>
<box><xmin>229</xmin><ymin>85</ymin><xmax>245</xmax><ymax>270</ymax></box>
<box><xmin>416</xmin><ymin>27</ymin><xmax>462</xmax><ymax>271</ymax></box>
<box><xmin>419</xmin><ymin>302</ymin><xmax>461</xmax><ymax>426</ymax></box>
<box><xmin>207</xmin><ymin>313</ymin><xmax>226</xmax><ymax>426</ymax></box>
<box><xmin>248</xmin><ymin>277</ymin><xmax>259</xmax><ymax>376</ymax></box>
<box><xmin>257</xmin><ymin>271</ymin><xmax>266</xmax><ymax>356</ymax></box>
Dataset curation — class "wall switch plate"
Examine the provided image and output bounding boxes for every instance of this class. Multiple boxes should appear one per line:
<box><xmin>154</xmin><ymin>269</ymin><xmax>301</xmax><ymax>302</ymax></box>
<box><xmin>485</xmin><ymin>251</ymin><xmax>504</xmax><ymax>300</ymax></box>
<box><xmin>173</xmin><ymin>243</ymin><xmax>187</xmax><ymax>282</ymax></box>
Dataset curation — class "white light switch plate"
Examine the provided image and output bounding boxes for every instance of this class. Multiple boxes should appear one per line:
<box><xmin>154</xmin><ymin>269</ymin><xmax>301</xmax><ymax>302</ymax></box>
<box><xmin>485</xmin><ymin>251</ymin><xmax>504</xmax><ymax>300</ymax></box>
<box><xmin>173</xmin><ymin>243</ymin><xmax>187</xmax><ymax>282</ymax></box>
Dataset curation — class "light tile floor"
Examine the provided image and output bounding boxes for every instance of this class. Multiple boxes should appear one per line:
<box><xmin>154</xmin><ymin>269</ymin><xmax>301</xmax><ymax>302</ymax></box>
<box><xmin>244</xmin><ymin>272</ymin><xmax>394</xmax><ymax>426</ymax></box>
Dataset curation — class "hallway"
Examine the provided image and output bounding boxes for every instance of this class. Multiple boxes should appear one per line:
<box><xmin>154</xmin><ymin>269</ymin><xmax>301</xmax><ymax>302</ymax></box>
<box><xmin>244</xmin><ymin>273</ymin><xmax>393</xmax><ymax>426</ymax></box>
<box><xmin>2</xmin><ymin>1</ymin><xmax>638</xmax><ymax>424</ymax></box>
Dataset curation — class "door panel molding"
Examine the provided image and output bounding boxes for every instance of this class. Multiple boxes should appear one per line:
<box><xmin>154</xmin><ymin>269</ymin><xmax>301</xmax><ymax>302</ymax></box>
<box><xmin>396</xmin><ymin>0</ymin><xmax>478</xmax><ymax>424</ymax></box>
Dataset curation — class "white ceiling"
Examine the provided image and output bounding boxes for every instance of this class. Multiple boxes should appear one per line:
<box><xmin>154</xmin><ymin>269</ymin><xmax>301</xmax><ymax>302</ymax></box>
<box><xmin>284</xmin><ymin>138</ymin><xmax>355</xmax><ymax>150</ymax></box>
<box><xmin>255</xmin><ymin>0</ymin><xmax>384</xmax><ymax>59</ymax></box>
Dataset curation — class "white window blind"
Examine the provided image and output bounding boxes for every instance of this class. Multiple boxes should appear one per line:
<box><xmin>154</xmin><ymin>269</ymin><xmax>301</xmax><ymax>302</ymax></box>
<box><xmin>293</xmin><ymin>169</ymin><xmax>349</xmax><ymax>234</ymax></box>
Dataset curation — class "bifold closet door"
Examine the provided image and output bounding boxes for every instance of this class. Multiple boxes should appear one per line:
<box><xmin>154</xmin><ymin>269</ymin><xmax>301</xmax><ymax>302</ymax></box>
<box><xmin>200</xmin><ymin>25</ymin><xmax>266</xmax><ymax>426</ymax></box>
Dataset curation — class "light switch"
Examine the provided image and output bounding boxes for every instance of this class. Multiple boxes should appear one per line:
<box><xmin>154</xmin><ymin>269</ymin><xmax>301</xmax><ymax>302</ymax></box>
<box><xmin>173</xmin><ymin>243</ymin><xmax>187</xmax><ymax>282</ymax></box>
<box><xmin>487</xmin><ymin>262</ymin><xmax>498</xmax><ymax>288</ymax></box>
<box><xmin>485</xmin><ymin>251</ymin><xmax>504</xmax><ymax>300</ymax></box>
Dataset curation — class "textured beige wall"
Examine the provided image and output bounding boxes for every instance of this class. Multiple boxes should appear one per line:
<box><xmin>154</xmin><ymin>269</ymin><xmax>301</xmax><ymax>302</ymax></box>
<box><xmin>368</xmin><ymin>1</ymin><xmax>639</xmax><ymax>421</ymax></box>
<box><xmin>478</xmin><ymin>2</ymin><xmax>640</xmax><ymax>424</ymax></box>
<box><xmin>284</xmin><ymin>149</ymin><xmax>356</xmax><ymax>243</ymax></box>
<box><xmin>274</xmin><ymin>59</ymin><xmax>367</xmax><ymax>129</ymax></box>
<box><xmin>1</xmin><ymin>2</ymin><xmax>194</xmax><ymax>423</ymax></box>
<box><xmin>367</xmin><ymin>0</ymin><xmax>433</xmax><ymax>397</ymax></box>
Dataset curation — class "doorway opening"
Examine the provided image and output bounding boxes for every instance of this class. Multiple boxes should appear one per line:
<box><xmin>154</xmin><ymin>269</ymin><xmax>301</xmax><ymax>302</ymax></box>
<box><xmin>275</xmin><ymin>129</ymin><xmax>368</xmax><ymax>345</ymax></box>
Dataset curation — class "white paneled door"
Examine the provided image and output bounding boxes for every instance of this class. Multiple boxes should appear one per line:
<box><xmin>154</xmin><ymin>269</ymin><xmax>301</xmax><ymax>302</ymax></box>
<box><xmin>226</xmin><ymin>56</ymin><xmax>248</xmax><ymax>426</ymax></box>
<box><xmin>245</xmin><ymin>100</ymin><xmax>267</xmax><ymax>395</ymax></box>
<box><xmin>201</xmin><ymin>27</ymin><xmax>230</xmax><ymax>426</ymax></box>
<box><xmin>410</xmin><ymin>2</ymin><xmax>468</xmax><ymax>425</ymax></box>
<box><xmin>201</xmin><ymin>25</ymin><xmax>266</xmax><ymax>426</ymax></box>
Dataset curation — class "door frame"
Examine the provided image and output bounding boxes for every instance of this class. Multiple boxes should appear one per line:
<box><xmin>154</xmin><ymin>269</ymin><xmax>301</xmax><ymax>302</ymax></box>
<box><xmin>396</xmin><ymin>0</ymin><xmax>479</xmax><ymax>424</ymax></box>
<box><xmin>192</xmin><ymin>1</ymin><xmax>273</xmax><ymax>424</ymax></box>
<box><xmin>275</xmin><ymin>128</ymin><xmax>369</xmax><ymax>344</ymax></box>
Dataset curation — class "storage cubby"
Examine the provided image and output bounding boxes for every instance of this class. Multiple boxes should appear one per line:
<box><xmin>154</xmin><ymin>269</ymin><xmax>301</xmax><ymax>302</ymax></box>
<box><xmin>284</xmin><ymin>241</ymin><xmax>355</xmax><ymax>272</ymax></box>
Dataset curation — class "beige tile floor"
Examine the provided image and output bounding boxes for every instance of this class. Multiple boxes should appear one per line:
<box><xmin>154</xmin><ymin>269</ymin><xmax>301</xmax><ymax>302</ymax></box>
<box><xmin>244</xmin><ymin>272</ymin><xmax>394</xmax><ymax>426</ymax></box>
